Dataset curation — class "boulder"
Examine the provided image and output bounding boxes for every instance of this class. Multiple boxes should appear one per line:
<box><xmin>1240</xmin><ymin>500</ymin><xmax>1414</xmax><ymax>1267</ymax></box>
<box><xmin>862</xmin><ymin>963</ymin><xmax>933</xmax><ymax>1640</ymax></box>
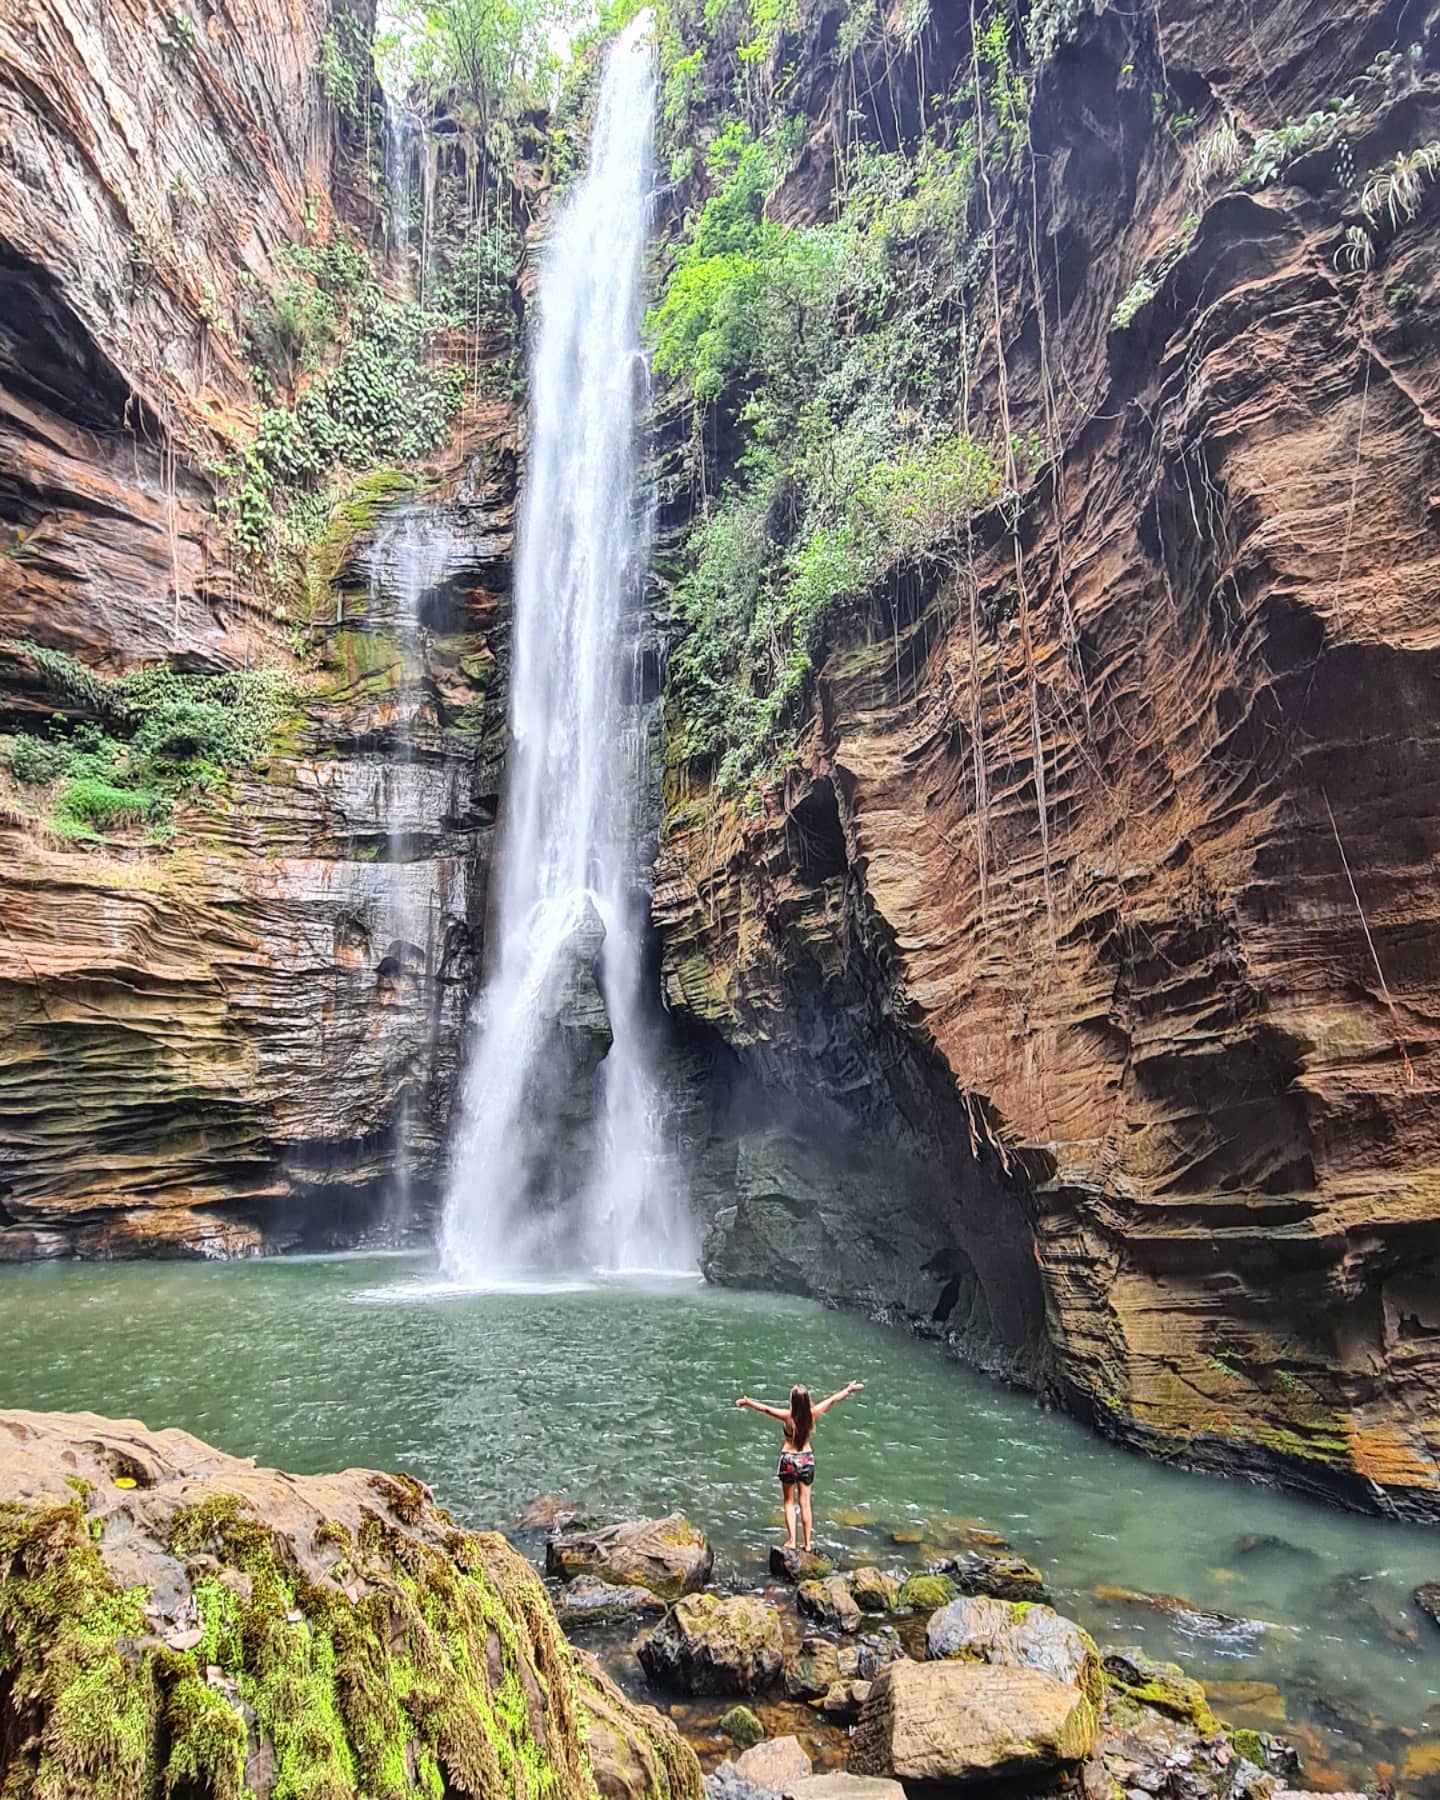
<box><xmin>797</xmin><ymin>1573</ymin><xmax>862</xmax><ymax>1633</ymax></box>
<box><xmin>718</xmin><ymin>1705</ymin><xmax>766</xmax><ymax>1749</ymax></box>
<box><xmin>574</xmin><ymin>1650</ymin><xmax>706</xmax><ymax>1800</ymax></box>
<box><xmin>638</xmin><ymin>1593</ymin><xmax>784</xmax><ymax>1695</ymax></box>
<box><xmin>839</xmin><ymin>1635</ymin><xmax>905</xmax><ymax>1681</ymax></box>
<box><xmin>895</xmin><ymin>1572</ymin><xmax>958</xmax><ymax>1613</ymax></box>
<box><xmin>0</xmin><ymin>1409</ymin><xmax>702</xmax><ymax>1800</ymax></box>
<box><xmin>850</xmin><ymin>1659</ymin><xmax>1099</xmax><ymax>1786</ymax></box>
<box><xmin>1414</xmin><ymin>1580</ymin><xmax>1440</xmax><ymax>1628</ymax></box>
<box><xmin>820</xmin><ymin>1677</ymin><xmax>872</xmax><ymax>1722</ymax></box>
<box><xmin>771</xmin><ymin>1544</ymin><xmax>835</xmax><ymax>1582</ymax></box>
<box><xmin>734</xmin><ymin>1736</ymin><xmax>813</xmax><ymax>1790</ymax></box>
<box><xmin>926</xmin><ymin>1595</ymin><xmax>1102</xmax><ymax>1704</ymax></box>
<box><xmin>851</xmin><ymin>1566</ymin><xmax>901</xmax><ymax>1612</ymax></box>
<box><xmin>785</xmin><ymin>1633</ymin><xmax>842</xmax><ymax>1699</ymax></box>
<box><xmin>517</xmin><ymin>1492</ymin><xmax>587</xmax><ymax>1531</ymax></box>
<box><xmin>705</xmin><ymin>1767</ymin><xmax>774</xmax><ymax>1800</ymax></box>
<box><xmin>547</xmin><ymin>1512</ymin><xmax>714</xmax><ymax>1598</ymax></box>
<box><xmin>933</xmin><ymin>1550</ymin><xmax>1048</xmax><ymax>1603</ymax></box>
<box><xmin>557</xmin><ymin>1573</ymin><xmax>668</xmax><ymax>1627</ymax></box>
<box><xmin>1102</xmin><ymin>1648</ymin><xmax>1218</xmax><ymax>1733</ymax></box>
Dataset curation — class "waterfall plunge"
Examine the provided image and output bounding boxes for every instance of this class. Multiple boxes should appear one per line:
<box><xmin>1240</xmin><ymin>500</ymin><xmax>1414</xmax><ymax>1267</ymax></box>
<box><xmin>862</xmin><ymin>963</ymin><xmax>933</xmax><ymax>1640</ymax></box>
<box><xmin>440</xmin><ymin>14</ymin><xmax>696</xmax><ymax>1283</ymax></box>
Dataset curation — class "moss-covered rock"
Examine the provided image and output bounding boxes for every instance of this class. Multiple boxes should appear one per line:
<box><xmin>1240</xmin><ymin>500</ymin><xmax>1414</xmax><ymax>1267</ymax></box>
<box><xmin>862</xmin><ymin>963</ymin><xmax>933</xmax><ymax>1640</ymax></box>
<box><xmin>0</xmin><ymin>1408</ymin><xmax>700</xmax><ymax>1800</ymax></box>
<box><xmin>1102</xmin><ymin>1649</ymin><xmax>1219</xmax><ymax>1734</ymax></box>
<box><xmin>637</xmin><ymin>1593</ymin><xmax>784</xmax><ymax>1697</ymax></box>
<box><xmin>895</xmin><ymin>1573</ymin><xmax>959</xmax><ymax>1614</ymax></box>
<box><xmin>717</xmin><ymin>1704</ymin><xmax>765</xmax><ymax>1748</ymax></box>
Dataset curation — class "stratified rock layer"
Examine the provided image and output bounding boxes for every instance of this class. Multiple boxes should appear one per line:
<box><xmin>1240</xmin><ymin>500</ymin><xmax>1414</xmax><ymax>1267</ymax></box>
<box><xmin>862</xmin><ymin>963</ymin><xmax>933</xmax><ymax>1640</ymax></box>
<box><xmin>0</xmin><ymin>1</ymin><xmax>517</xmax><ymax>1255</ymax></box>
<box><xmin>655</xmin><ymin>0</ymin><xmax>1440</xmax><ymax>1515</ymax></box>
<box><xmin>0</xmin><ymin>1407</ymin><xmax>700</xmax><ymax>1800</ymax></box>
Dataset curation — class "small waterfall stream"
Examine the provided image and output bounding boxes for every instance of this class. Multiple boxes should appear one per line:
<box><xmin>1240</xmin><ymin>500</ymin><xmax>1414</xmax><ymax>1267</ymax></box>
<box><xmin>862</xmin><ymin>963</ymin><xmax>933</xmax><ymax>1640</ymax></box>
<box><xmin>440</xmin><ymin>13</ymin><xmax>695</xmax><ymax>1282</ymax></box>
<box><xmin>368</xmin><ymin>507</ymin><xmax>464</xmax><ymax>1228</ymax></box>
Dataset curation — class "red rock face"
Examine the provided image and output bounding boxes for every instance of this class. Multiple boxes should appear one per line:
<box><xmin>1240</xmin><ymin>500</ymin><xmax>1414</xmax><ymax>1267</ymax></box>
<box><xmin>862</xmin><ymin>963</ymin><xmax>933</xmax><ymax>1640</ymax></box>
<box><xmin>0</xmin><ymin>0</ymin><xmax>516</xmax><ymax>1254</ymax></box>
<box><xmin>656</xmin><ymin>0</ymin><xmax>1440</xmax><ymax>1511</ymax></box>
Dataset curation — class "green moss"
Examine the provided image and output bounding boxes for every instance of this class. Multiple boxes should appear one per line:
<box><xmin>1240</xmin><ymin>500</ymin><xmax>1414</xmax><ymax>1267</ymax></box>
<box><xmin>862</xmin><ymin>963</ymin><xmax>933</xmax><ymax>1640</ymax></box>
<box><xmin>0</xmin><ymin>1501</ymin><xmax>160</xmax><ymax>1800</ymax></box>
<box><xmin>897</xmin><ymin>1573</ymin><xmax>959</xmax><ymax>1612</ymax></box>
<box><xmin>0</xmin><ymin>1484</ymin><xmax>698</xmax><ymax>1800</ymax></box>
<box><xmin>1103</xmin><ymin>1651</ymin><xmax>1218</xmax><ymax>1734</ymax></box>
<box><xmin>1230</xmin><ymin>1727</ymin><xmax>1266</xmax><ymax>1764</ymax></box>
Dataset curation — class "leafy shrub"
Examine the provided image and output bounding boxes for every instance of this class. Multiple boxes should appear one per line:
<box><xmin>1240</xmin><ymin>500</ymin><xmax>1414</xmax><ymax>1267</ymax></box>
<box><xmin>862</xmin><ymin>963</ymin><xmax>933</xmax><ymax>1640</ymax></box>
<box><xmin>1111</xmin><ymin>273</ymin><xmax>1157</xmax><ymax>329</ymax></box>
<box><xmin>2</xmin><ymin>647</ymin><xmax>294</xmax><ymax>844</ymax></box>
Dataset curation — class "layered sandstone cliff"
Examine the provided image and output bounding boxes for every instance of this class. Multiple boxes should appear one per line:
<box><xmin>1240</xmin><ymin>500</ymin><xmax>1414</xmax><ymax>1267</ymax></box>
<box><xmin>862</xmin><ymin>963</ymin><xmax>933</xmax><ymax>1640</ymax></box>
<box><xmin>654</xmin><ymin>0</ymin><xmax>1440</xmax><ymax>1514</ymax></box>
<box><xmin>0</xmin><ymin>0</ymin><xmax>515</xmax><ymax>1254</ymax></box>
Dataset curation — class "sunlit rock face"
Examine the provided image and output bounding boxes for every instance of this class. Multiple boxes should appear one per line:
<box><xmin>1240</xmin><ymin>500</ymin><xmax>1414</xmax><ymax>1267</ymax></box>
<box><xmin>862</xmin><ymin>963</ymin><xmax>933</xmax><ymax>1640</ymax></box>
<box><xmin>653</xmin><ymin>0</ymin><xmax>1440</xmax><ymax>1514</ymax></box>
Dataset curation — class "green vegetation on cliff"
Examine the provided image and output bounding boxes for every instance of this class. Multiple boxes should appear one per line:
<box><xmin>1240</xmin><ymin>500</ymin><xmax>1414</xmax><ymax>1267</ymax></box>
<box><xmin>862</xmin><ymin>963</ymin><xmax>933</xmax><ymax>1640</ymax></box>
<box><xmin>1</xmin><ymin>644</ymin><xmax>295</xmax><ymax>843</ymax></box>
<box><xmin>639</xmin><ymin>2</ymin><xmax>1034</xmax><ymax>793</ymax></box>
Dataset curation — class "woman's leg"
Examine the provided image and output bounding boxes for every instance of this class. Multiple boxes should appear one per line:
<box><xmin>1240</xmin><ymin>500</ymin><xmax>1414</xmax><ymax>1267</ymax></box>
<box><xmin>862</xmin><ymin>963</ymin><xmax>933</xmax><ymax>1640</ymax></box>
<box><xmin>780</xmin><ymin>1480</ymin><xmax>798</xmax><ymax>1547</ymax></box>
<box><xmin>798</xmin><ymin>1480</ymin><xmax>814</xmax><ymax>1551</ymax></box>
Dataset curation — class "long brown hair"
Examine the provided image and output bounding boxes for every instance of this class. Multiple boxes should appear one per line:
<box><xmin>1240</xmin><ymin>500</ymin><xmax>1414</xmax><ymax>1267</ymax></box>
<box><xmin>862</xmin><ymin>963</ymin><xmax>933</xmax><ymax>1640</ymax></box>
<box><xmin>788</xmin><ymin>1385</ymin><xmax>813</xmax><ymax>1446</ymax></box>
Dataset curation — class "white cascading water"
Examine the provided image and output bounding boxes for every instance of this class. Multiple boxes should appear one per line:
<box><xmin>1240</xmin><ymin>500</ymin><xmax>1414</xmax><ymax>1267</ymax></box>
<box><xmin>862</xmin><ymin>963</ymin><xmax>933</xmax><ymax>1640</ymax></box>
<box><xmin>439</xmin><ymin>12</ymin><xmax>695</xmax><ymax>1283</ymax></box>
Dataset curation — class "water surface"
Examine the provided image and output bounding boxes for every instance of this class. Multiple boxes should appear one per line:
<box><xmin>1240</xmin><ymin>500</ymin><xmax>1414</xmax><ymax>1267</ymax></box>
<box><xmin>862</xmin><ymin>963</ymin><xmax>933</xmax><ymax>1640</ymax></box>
<box><xmin>1</xmin><ymin>1255</ymin><xmax>1435</xmax><ymax>1782</ymax></box>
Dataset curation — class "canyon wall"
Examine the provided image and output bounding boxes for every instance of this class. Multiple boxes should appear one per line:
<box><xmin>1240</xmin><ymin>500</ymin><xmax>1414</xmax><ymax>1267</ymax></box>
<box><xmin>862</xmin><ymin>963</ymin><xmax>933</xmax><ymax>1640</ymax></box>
<box><xmin>0</xmin><ymin>0</ymin><xmax>515</xmax><ymax>1254</ymax></box>
<box><xmin>653</xmin><ymin>0</ymin><xmax>1440</xmax><ymax>1514</ymax></box>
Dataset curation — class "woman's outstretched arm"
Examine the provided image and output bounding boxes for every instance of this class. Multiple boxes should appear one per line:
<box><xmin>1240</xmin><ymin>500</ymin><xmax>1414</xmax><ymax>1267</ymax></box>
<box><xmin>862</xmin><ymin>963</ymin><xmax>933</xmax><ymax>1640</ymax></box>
<box><xmin>813</xmin><ymin>1380</ymin><xmax>865</xmax><ymax>1416</ymax></box>
<box><xmin>735</xmin><ymin>1396</ymin><xmax>791</xmax><ymax>1422</ymax></box>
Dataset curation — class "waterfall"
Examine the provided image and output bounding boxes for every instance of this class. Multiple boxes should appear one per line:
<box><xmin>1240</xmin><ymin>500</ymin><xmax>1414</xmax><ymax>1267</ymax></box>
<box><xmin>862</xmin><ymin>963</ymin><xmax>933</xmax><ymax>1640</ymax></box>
<box><xmin>439</xmin><ymin>12</ymin><xmax>695</xmax><ymax>1283</ymax></box>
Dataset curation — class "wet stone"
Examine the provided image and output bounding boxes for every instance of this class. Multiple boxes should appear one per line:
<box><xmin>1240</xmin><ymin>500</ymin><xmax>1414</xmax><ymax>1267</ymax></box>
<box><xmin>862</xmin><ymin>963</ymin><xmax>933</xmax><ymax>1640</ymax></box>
<box><xmin>1414</xmin><ymin>1581</ymin><xmax>1440</xmax><ymax>1628</ymax></box>
<box><xmin>851</xmin><ymin>1567</ymin><xmax>901</xmax><ymax>1612</ymax></box>
<box><xmin>555</xmin><ymin>1573</ymin><xmax>667</xmax><ymax>1628</ymax></box>
<box><xmin>797</xmin><ymin>1574</ymin><xmax>862</xmax><ymax>1634</ymax></box>
<box><xmin>932</xmin><ymin>1550</ymin><xmax>1048</xmax><ymax>1603</ymax></box>
<box><xmin>785</xmin><ymin>1635</ymin><xmax>841</xmax><ymax>1701</ymax></box>
<box><xmin>718</xmin><ymin>1705</ymin><xmax>765</xmax><ymax>1749</ymax></box>
<box><xmin>638</xmin><ymin>1592</ymin><xmax>784</xmax><ymax>1696</ymax></box>
<box><xmin>770</xmin><ymin>1545</ymin><xmax>834</xmax><ymax>1583</ymax></box>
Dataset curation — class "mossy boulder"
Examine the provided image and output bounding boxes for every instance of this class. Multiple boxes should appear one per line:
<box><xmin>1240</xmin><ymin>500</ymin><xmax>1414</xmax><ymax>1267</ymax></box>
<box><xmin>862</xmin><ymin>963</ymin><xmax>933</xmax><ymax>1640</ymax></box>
<box><xmin>637</xmin><ymin>1593</ymin><xmax>784</xmax><ymax>1697</ymax></box>
<box><xmin>546</xmin><ymin>1512</ymin><xmax>713</xmax><ymax>1600</ymax></box>
<box><xmin>895</xmin><ymin>1572</ymin><xmax>958</xmax><ymax>1614</ymax></box>
<box><xmin>769</xmin><ymin>1544</ymin><xmax>834</xmax><ymax>1583</ymax></box>
<box><xmin>0</xmin><ymin>1408</ymin><xmax>700</xmax><ymax>1800</ymax></box>
<box><xmin>1102</xmin><ymin>1648</ymin><xmax>1219</xmax><ymax>1734</ymax></box>
<box><xmin>717</xmin><ymin>1704</ymin><xmax>765</xmax><ymax>1748</ymax></box>
<box><xmin>934</xmin><ymin>1550</ymin><xmax>1048</xmax><ymax>1604</ymax></box>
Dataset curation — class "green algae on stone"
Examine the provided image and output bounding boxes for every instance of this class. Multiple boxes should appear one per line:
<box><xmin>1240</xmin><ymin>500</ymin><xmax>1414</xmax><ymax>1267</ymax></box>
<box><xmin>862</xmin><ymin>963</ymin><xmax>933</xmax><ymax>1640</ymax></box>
<box><xmin>896</xmin><ymin>1572</ymin><xmax>959</xmax><ymax>1612</ymax></box>
<box><xmin>1102</xmin><ymin>1649</ymin><xmax>1219</xmax><ymax>1734</ymax></box>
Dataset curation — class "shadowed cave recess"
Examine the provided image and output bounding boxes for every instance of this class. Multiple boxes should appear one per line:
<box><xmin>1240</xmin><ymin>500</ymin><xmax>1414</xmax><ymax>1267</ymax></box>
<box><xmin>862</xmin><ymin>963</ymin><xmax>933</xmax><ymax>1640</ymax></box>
<box><xmin>2</xmin><ymin>0</ymin><xmax>1440</xmax><ymax>1535</ymax></box>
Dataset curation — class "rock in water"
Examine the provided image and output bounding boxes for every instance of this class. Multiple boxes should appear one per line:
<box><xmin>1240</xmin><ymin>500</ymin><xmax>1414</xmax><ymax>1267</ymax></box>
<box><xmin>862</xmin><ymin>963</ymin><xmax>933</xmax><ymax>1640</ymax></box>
<box><xmin>0</xmin><ymin>1409</ymin><xmax>701</xmax><ymax>1800</ymax></box>
<box><xmin>932</xmin><ymin>1550</ymin><xmax>1048</xmax><ymax>1603</ymax></box>
<box><xmin>797</xmin><ymin>1573</ymin><xmax>863</xmax><ymax>1633</ymax></box>
<box><xmin>770</xmin><ymin>1544</ymin><xmax>834</xmax><ymax>1582</ymax></box>
<box><xmin>785</xmin><ymin>1634</ymin><xmax>842</xmax><ymax>1699</ymax></box>
<box><xmin>1414</xmin><ymin>1581</ymin><xmax>1440</xmax><ymax>1628</ymax></box>
<box><xmin>557</xmin><ymin>1572</ymin><xmax>668</xmax><ymax>1627</ymax></box>
<box><xmin>1102</xmin><ymin>1649</ymin><xmax>1219</xmax><ymax>1732</ymax></box>
<box><xmin>717</xmin><ymin>1705</ymin><xmax>766</xmax><ymax>1749</ymax></box>
<box><xmin>850</xmin><ymin>1659</ymin><xmax>1099</xmax><ymax>1785</ymax></box>
<box><xmin>638</xmin><ymin>1593</ymin><xmax>784</xmax><ymax>1695</ymax></box>
<box><xmin>851</xmin><ymin>1566</ymin><xmax>901</xmax><ymax>1611</ymax></box>
<box><xmin>732</xmin><ymin>1735</ymin><xmax>812</xmax><ymax>1790</ymax></box>
<box><xmin>926</xmin><ymin>1594</ymin><xmax>1102</xmax><ymax>1701</ymax></box>
<box><xmin>546</xmin><ymin>1512</ymin><xmax>714</xmax><ymax>1598</ymax></box>
<box><xmin>895</xmin><ymin>1572</ymin><xmax>959</xmax><ymax>1613</ymax></box>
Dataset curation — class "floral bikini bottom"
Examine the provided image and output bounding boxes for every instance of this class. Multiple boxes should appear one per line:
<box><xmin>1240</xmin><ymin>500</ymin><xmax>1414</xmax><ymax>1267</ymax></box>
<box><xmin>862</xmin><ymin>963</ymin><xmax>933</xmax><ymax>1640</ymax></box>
<box><xmin>777</xmin><ymin>1448</ymin><xmax>816</xmax><ymax>1486</ymax></box>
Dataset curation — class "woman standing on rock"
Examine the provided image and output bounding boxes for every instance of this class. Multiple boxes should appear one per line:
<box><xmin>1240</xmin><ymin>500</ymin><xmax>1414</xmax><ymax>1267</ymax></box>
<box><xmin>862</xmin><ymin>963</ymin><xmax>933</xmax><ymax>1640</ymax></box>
<box><xmin>735</xmin><ymin>1381</ymin><xmax>864</xmax><ymax>1552</ymax></box>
